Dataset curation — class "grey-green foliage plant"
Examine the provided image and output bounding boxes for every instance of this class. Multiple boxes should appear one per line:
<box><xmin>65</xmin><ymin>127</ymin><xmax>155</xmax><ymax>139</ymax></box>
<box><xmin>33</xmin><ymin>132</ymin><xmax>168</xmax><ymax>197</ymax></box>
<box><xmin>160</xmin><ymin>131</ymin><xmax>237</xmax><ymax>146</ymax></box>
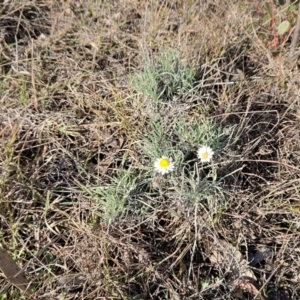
<box><xmin>173</xmin><ymin>118</ymin><xmax>224</xmax><ymax>152</ymax></box>
<box><xmin>150</xmin><ymin>117</ymin><xmax>227</xmax><ymax>204</ymax></box>
<box><xmin>139</xmin><ymin>118</ymin><xmax>171</xmax><ymax>158</ymax></box>
<box><xmin>98</xmin><ymin>169</ymin><xmax>138</xmax><ymax>220</ymax></box>
<box><xmin>140</xmin><ymin>116</ymin><xmax>225</xmax><ymax>157</ymax></box>
<box><xmin>138</xmin><ymin>117</ymin><xmax>225</xmax><ymax>180</ymax></box>
<box><xmin>131</xmin><ymin>49</ymin><xmax>195</xmax><ymax>102</ymax></box>
<box><xmin>77</xmin><ymin>169</ymin><xmax>138</xmax><ymax>221</ymax></box>
<box><xmin>79</xmin><ymin>117</ymin><xmax>227</xmax><ymax>221</ymax></box>
<box><xmin>138</xmin><ymin>118</ymin><xmax>184</xmax><ymax>171</ymax></box>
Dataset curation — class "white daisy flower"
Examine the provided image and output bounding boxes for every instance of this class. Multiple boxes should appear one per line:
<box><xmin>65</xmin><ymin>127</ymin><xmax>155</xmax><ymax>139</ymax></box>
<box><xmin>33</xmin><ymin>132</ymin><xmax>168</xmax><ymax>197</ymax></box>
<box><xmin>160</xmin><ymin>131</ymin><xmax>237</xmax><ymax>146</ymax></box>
<box><xmin>154</xmin><ymin>156</ymin><xmax>175</xmax><ymax>175</ymax></box>
<box><xmin>197</xmin><ymin>145</ymin><xmax>214</xmax><ymax>163</ymax></box>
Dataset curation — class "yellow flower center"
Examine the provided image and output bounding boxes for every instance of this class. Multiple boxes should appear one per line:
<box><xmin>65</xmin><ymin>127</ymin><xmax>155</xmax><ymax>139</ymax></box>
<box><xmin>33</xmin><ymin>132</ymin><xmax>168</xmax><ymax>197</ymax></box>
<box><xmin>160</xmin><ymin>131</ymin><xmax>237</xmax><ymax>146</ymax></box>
<box><xmin>201</xmin><ymin>151</ymin><xmax>208</xmax><ymax>160</ymax></box>
<box><xmin>159</xmin><ymin>158</ymin><xmax>170</xmax><ymax>169</ymax></box>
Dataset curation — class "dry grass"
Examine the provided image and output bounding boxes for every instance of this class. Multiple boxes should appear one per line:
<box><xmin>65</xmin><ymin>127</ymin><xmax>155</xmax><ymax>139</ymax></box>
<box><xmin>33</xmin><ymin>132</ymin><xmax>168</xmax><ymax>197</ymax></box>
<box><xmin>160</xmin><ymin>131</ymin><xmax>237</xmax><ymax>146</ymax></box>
<box><xmin>1</xmin><ymin>0</ymin><xmax>300</xmax><ymax>299</ymax></box>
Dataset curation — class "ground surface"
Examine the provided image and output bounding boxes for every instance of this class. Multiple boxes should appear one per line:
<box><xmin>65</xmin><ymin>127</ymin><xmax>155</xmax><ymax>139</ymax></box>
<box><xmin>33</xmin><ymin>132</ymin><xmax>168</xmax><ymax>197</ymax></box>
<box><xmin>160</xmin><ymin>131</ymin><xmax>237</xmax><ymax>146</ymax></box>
<box><xmin>0</xmin><ymin>1</ymin><xmax>300</xmax><ymax>299</ymax></box>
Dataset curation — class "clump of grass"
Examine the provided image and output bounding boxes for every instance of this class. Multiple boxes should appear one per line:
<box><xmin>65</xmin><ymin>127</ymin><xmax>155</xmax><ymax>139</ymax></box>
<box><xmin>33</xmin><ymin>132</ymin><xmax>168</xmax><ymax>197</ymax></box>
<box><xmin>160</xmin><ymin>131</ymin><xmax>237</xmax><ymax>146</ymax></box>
<box><xmin>138</xmin><ymin>116</ymin><xmax>224</xmax><ymax>169</ymax></box>
<box><xmin>131</xmin><ymin>49</ymin><xmax>195</xmax><ymax>102</ymax></box>
<box><xmin>75</xmin><ymin>102</ymin><xmax>226</xmax><ymax>225</ymax></box>
<box><xmin>139</xmin><ymin>116</ymin><xmax>225</xmax><ymax>214</ymax></box>
<box><xmin>76</xmin><ymin>167</ymin><xmax>139</xmax><ymax>222</ymax></box>
<box><xmin>77</xmin><ymin>50</ymin><xmax>228</xmax><ymax>225</ymax></box>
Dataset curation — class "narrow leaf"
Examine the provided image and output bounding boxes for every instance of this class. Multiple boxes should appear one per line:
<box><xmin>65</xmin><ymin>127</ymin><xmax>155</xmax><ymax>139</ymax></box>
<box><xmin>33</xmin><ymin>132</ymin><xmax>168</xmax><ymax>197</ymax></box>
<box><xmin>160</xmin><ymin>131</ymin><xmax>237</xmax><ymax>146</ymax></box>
<box><xmin>0</xmin><ymin>247</ymin><xmax>32</xmax><ymax>295</ymax></box>
<box><xmin>265</xmin><ymin>2</ymin><xmax>273</xmax><ymax>17</ymax></box>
